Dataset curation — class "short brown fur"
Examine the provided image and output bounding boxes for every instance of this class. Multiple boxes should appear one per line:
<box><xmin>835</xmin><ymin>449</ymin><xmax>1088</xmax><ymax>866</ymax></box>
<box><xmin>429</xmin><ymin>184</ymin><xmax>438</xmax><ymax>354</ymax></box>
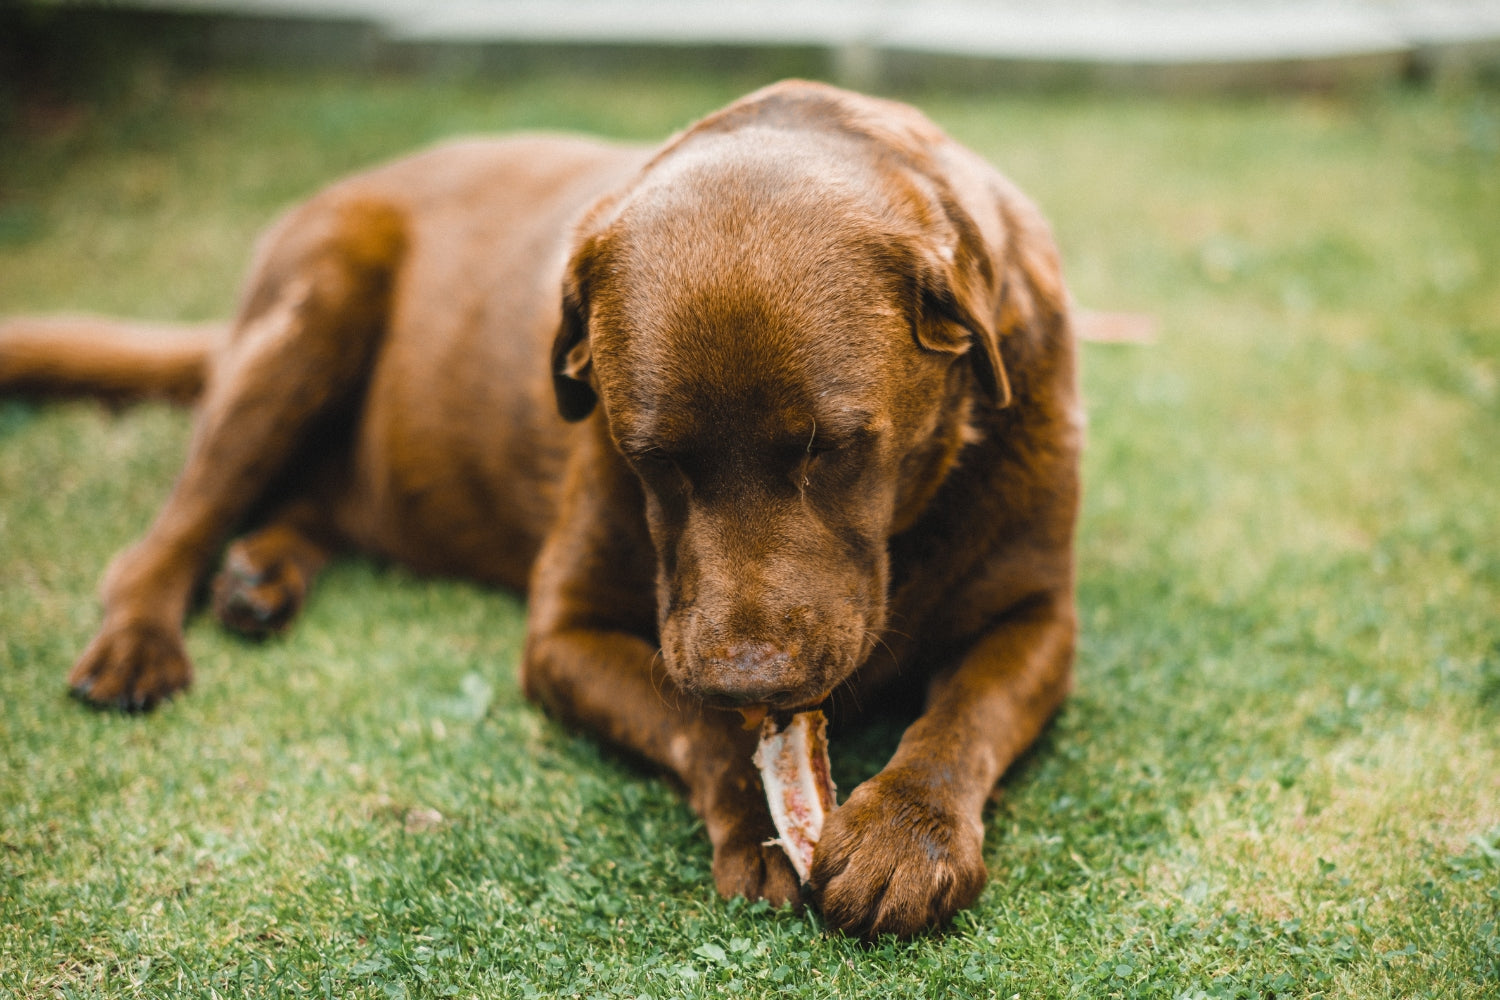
<box><xmin>0</xmin><ymin>82</ymin><xmax>1081</xmax><ymax>940</ymax></box>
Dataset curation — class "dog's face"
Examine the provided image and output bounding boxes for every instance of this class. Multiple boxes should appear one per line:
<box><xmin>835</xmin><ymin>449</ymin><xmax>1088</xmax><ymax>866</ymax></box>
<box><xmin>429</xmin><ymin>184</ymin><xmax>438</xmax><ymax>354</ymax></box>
<box><xmin>552</xmin><ymin>131</ymin><xmax>1009</xmax><ymax>711</ymax></box>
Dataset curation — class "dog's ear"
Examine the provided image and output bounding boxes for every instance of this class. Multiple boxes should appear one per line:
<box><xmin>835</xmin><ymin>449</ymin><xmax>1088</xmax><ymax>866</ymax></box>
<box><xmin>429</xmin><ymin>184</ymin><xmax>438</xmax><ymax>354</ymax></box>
<box><xmin>551</xmin><ymin>236</ymin><xmax>600</xmax><ymax>422</ymax></box>
<box><xmin>911</xmin><ymin>186</ymin><xmax>1069</xmax><ymax>409</ymax></box>
<box><xmin>910</xmin><ymin>198</ymin><xmax>1013</xmax><ymax>408</ymax></box>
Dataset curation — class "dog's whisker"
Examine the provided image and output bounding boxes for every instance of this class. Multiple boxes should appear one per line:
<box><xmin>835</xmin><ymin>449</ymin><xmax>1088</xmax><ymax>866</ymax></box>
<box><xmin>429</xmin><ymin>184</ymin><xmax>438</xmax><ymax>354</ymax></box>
<box><xmin>647</xmin><ymin>647</ymin><xmax>672</xmax><ymax>709</ymax></box>
<box><xmin>864</xmin><ymin>628</ymin><xmax>897</xmax><ymax>662</ymax></box>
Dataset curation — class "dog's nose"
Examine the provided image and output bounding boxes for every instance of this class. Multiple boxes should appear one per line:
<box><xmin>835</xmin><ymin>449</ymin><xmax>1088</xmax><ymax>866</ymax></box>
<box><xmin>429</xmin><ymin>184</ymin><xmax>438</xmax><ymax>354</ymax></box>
<box><xmin>707</xmin><ymin>642</ymin><xmax>801</xmax><ymax>706</ymax></box>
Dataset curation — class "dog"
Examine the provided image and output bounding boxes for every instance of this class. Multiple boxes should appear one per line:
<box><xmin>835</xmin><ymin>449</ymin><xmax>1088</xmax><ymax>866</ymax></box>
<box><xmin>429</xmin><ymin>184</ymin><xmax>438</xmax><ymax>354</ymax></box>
<box><xmin>0</xmin><ymin>80</ymin><xmax>1081</xmax><ymax>939</ymax></box>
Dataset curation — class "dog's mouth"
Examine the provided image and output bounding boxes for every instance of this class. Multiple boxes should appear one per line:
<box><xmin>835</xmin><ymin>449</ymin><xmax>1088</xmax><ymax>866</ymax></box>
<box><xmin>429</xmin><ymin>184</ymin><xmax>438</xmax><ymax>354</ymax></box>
<box><xmin>725</xmin><ymin>695</ymin><xmax>834</xmax><ymax>731</ymax></box>
<box><xmin>734</xmin><ymin>704</ymin><xmax>772</xmax><ymax>731</ymax></box>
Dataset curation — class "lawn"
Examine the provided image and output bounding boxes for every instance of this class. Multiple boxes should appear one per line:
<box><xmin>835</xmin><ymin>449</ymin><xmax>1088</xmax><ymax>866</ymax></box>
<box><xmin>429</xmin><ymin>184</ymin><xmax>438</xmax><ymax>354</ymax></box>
<box><xmin>1</xmin><ymin>56</ymin><xmax>1498</xmax><ymax>999</ymax></box>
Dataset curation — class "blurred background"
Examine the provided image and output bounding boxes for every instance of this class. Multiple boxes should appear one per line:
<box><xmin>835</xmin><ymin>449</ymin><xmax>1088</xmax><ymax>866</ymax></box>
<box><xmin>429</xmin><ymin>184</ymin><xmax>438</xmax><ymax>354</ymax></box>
<box><xmin>5</xmin><ymin>0</ymin><xmax>1500</xmax><ymax>96</ymax></box>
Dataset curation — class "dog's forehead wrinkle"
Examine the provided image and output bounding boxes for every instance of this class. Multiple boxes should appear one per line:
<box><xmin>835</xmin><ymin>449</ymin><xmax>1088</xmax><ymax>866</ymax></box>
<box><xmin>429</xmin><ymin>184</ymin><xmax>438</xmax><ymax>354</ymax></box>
<box><xmin>595</xmin><ymin>286</ymin><xmax>902</xmax><ymax>426</ymax></box>
<box><xmin>611</xmin><ymin>376</ymin><xmax>881</xmax><ymax>464</ymax></box>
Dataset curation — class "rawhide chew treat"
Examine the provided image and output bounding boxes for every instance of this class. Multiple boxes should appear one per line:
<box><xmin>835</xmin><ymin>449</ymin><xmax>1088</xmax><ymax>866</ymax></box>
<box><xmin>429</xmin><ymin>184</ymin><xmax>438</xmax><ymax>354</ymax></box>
<box><xmin>752</xmin><ymin>710</ymin><xmax>836</xmax><ymax>883</ymax></box>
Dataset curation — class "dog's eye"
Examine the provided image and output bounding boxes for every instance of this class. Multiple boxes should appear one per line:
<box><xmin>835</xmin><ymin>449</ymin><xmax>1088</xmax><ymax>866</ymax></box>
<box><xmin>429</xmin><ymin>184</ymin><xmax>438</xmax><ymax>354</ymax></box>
<box><xmin>624</xmin><ymin>447</ymin><xmax>689</xmax><ymax>487</ymax></box>
<box><xmin>806</xmin><ymin>441</ymin><xmax>841</xmax><ymax>459</ymax></box>
<box><xmin>796</xmin><ymin>439</ymin><xmax>845</xmax><ymax>489</ymax></box>
<box><xmin>805</xmin><ymin>433</ymin><xmax>857</xmax><ymax>466</ymax></box>
<box><xmin>628</xmin><ymin>447</ymin><xmax>676</xmax><ymax>470</ymax></box>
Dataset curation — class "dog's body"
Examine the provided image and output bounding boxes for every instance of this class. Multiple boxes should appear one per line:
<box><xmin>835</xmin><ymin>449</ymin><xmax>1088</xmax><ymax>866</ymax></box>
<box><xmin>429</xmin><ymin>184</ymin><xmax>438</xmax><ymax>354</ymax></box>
<box><xmin>0</xmin><ymin>82</ymin><xmax>1080</xmax><ymax>939</ymax></box>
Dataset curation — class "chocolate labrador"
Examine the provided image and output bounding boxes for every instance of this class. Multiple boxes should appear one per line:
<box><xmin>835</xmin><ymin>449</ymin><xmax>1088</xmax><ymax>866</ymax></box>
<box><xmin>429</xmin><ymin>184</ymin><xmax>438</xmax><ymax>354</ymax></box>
<box><xmin>0</xmin><ymin>81</ymin><xmax>1080</xmax><ymax>939</ymax></box>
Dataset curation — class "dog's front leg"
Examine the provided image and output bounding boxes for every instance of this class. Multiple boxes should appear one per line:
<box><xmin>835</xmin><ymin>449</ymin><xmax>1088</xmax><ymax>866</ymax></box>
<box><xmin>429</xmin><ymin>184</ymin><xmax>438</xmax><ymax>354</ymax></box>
<box><xmin>521</xmin><ymin>435</ymin><xmax>801</xmax><ymax>906</ymax></box>
<box><xmin>524</xmin><ymin>627</ymin><xmax>800</xmax><ymax>904</ymax></box>
<box><xmin>808</xmin><ymin>593</ymin><xmax>1076</xmax><ymax>939</ymax></box>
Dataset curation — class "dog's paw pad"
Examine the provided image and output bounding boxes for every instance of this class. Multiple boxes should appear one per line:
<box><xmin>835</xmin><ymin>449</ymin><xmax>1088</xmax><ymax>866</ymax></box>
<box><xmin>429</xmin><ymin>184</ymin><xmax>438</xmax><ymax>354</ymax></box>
<box><xmin>212</xmin><ymin>547</ymin><xmax>306</xmax><ymax>637</ymax></box>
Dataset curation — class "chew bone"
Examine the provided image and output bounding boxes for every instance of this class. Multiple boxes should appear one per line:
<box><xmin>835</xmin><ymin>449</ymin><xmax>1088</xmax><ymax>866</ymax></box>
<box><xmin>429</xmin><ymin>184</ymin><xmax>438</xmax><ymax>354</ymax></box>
<box><xmin>752</xmin><ymin>710</ymin><xmax>836</xmax><ymax>882</ymax></box>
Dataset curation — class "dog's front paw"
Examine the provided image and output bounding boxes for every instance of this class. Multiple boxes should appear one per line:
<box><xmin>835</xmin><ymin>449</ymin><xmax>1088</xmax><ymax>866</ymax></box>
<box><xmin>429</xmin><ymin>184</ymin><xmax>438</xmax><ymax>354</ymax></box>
<box><xmin>807</xmin><ymin>769</ymin><xmax>986</xmax><ymax>940</ymax></box>
<box><xmin>66</xmin><ymin>620</ymin><xmax>192</xmax><ymax>711</ymax></box>
<box><xmin>712</xmin><ymin>825</ymin><xmax>803</xmax><ymax>909</ymax></box>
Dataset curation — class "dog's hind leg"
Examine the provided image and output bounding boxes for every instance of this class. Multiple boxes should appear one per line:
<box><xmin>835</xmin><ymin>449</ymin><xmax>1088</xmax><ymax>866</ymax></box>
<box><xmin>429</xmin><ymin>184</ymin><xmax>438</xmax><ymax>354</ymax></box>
<box><xmin>67</xmin><ymin>198</ymin><xmax>405</xmax><ymax>710</ymax></box>
<box><xmin>211</xmin><ymin>500</ymin><xmax>336</xmax><ymax>638</ymax></box>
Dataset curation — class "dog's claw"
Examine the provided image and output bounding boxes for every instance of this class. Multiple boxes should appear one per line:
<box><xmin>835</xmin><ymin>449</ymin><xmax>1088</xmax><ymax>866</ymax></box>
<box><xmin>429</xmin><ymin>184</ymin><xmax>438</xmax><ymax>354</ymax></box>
<box><xmin>66</xmin><ymin>620</ymin><xmax>192</xmax><ymax>713</ymax></box>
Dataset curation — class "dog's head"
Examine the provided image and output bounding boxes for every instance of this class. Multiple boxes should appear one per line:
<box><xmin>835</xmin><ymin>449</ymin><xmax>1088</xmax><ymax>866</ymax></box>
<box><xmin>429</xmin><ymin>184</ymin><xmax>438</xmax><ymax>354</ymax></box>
<box><xmin>550</xmin><ymin>83</ymin><xmax>1048</xmax><ymax>711</ymax></box>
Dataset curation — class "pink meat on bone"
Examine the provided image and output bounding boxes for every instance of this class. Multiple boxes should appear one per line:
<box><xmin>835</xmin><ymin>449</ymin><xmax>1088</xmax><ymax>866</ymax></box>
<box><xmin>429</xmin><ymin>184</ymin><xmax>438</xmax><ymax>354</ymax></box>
<box><xmin>752</xmin><ymin>710</ymin><xmax>837</xmax><ymax>883</ymax></box>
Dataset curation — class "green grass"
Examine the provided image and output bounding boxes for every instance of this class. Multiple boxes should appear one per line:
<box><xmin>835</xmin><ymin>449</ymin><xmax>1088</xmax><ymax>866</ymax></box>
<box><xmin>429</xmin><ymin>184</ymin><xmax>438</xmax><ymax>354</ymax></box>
<box><xmin>2</xmin><ymin>60</ymin><xmax>1498</xmax><ymax>999</ymax></box>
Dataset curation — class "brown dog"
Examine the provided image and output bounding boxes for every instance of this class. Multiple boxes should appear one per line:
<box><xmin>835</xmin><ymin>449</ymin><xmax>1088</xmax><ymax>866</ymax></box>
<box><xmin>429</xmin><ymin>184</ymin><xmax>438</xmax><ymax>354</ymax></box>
<box><xmin>0</xmin><ymin>81</ymin><xmax>1080</xmax><ymax>939</ymax></box>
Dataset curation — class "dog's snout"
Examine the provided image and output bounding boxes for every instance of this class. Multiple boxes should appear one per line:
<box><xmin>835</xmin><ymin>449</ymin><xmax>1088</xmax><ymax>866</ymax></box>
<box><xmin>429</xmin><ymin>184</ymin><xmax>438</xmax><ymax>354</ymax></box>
<box><xmin>706</xmin><ymin>642</ymin><xmax>801</xmax><ymax>705</ymax></box>
<box><xmin>723</xmin><ymin>641</ymin><xmax>788</xmax><ymax>671</ymax></box>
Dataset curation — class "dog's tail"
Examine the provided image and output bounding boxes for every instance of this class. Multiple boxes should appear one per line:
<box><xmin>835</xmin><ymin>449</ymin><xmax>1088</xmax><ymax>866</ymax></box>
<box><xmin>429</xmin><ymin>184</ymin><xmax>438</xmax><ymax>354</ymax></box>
<box><xmin>0</xmin><ymin>315</ymin><xmax>224</xmax><ymax>404</ymax></box>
